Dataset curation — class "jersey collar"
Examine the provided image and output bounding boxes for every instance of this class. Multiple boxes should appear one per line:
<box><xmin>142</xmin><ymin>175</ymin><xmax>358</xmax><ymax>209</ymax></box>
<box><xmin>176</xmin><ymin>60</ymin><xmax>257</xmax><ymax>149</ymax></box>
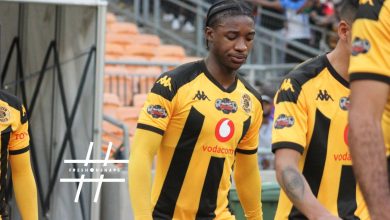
<box><xmin>200</xmin><ymin>60</ymin><xmax>238</xmax><ymax>93</ymax></box>
<box><xmin>323</xmin><ymin>54</ymin><xmax>349</xmax><ymax>89</ymax></box>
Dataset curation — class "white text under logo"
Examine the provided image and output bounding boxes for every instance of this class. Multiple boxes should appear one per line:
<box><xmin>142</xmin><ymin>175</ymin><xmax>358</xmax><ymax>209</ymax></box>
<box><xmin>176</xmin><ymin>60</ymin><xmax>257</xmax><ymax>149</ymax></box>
<box><xmin>60</xmin><ymin>142</ymin><xmax>128</xmax><ymax>203</ymax></box>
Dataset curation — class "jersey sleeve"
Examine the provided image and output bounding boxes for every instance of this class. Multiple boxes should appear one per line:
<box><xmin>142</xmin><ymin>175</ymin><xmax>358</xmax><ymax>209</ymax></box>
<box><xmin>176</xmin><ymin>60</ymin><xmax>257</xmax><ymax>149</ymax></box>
<box><xmin>236</xmin><ymin>97</ymin><xmax>263</xmax><ymax>155</ymax></box>
<box><xmin>9</xmin><ymin>105</ymin><xmax>30</xmax><ymax>155</ymax></box>
<box><xmin>272</xmin><ymin>78</ymin><xmax>307</xmax><ymax>154</ymax></box>
<box><xmin>136</xmin><ymin>73</ymin><xmax>177</xmax><ymax>135</ymax></box>
<box><xmin>349</xmin><ymin>1</ymin><xmax>390</xmax><ymax>84</ymax></box>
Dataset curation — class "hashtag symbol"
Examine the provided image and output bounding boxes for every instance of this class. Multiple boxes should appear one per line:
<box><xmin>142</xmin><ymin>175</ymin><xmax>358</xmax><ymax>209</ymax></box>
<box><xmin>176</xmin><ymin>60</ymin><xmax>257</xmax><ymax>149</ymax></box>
<box><xmin>60</xmin><ymin>142</ymin><xmax>128</xmax><ymax>203</ymax></box>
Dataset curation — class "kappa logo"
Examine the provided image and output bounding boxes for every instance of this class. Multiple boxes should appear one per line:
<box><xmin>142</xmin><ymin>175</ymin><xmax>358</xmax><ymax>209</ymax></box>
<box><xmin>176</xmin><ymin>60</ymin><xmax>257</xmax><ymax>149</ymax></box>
<box><xmin>193</xmin><ymin>90</ymin><xmax>210</xmax><ymax>101</ymax></box>
<box><xmin>316</xmin><ymin>90</ymin><xmax>334</xmax><ymax>101</ymax></box>
<box><xmin>157</xmin><ymin>75</ymin><xmax>172</xmax><ymax>91</ymax></box>
<box><xmin>280</xmin><ymin>79</ymin><xmax>295</xmax><ymax>93</ymax></box>
<box><xmin>352</xmin><ymin>37</ymin><xmax>370</xmax><ymax>56</ymax></box>
<box><xmin>360</xmin><ymin>0</ymin><xmax>374</xmax><ymax>6</ymax></box>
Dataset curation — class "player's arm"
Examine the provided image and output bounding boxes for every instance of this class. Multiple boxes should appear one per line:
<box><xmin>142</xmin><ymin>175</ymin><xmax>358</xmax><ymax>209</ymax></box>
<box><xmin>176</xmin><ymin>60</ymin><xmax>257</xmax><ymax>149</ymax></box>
<box><xmin>234</xmin><ymin>98</ymin><xmax>263</xmax><ymax>220</ymax></box>
<box><xmin>10</xmin><ymin>151</ymin><xmax>38</xmax><ymax>220</ymax></box>
<box><xmin>272</xmin><ymin>78</ymin><xmax>339</xmax><ymax>220</ymax></box>
<box><xmin>128</xmin><ymin>129</ymin><xmax>161</xmax><ymax>220</ymax></box>
<box><xmin>234</xmin><ymin>152</ymin><xmax>262</xmax><ymax>220</ymax></box>
<box><xmin>128</xmin><ymin>73</ymin><xmax>175</xmax><ymax>220</ymax></box>
<box><xmin>348</xmin><ymin>80</ymin><xmax>390</xmax><ymax>219</ymax></box>
<box><xmin>9</xmin><ymin>107</ymin><xmax>38</xmax><ymax>220</ymax></box>
<box><xmin>274</xmin><ymin>149</ymin><xmax>340</xmax><ymax>220</ymax></box>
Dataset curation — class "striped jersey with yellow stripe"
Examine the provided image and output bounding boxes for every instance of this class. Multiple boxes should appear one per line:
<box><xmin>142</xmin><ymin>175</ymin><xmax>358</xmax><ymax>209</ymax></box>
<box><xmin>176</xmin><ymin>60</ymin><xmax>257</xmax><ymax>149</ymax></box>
<box><xmin>136</xmin><ymin>60</ymin><xmax>263</xmax><ymax>219</ymax></box>
<box><xmin>0</xmin><ymin>90</ymin><xmax>30</xmax><ymax>217</ymax></box>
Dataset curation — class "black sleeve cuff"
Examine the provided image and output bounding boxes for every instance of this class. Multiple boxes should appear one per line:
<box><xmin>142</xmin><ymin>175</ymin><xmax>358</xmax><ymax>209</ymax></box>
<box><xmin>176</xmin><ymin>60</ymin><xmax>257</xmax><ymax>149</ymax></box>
<box><xmin>9</xmin><ymin>146</ymin><xmax>30</xmax><ymax>155</ymax></box>
<box><xmin>236</xmin><ymin>148</ymin><xmax>258</xmax><ymax>155</ymax></box>
<box><xmin>272</xmin><ymin>142</ymin><xmax>304</xmax><ymax>154</ymax></box>
<box><xmin>137</xmin><ymin>123</ymin><xmax>164</xmax><ymax>136</ymax></box>
<box><xmin>350</xmin><ymin>72</ymin><xmax>390</xmax><ymax>84</ymax></box>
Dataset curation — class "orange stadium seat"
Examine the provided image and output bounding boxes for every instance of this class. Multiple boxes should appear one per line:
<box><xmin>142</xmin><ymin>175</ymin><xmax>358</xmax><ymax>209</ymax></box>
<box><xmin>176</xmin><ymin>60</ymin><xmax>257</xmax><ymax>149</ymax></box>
<box><xmin>182</xmin><ymin>56</ymin><xmax>202</xmax><ymax>64</ymax></box>
<box><xmin>107</xmin><ymin>22</ymin><xmax>138</xmax><ymax>35</ymax></box>
<box><xmin>116</xmin><ymin>106</ymin><xmax>142</xmax><ymax>136</ymax></box>
<box><xmin>124</xmin><ymin>45</ymin><xmax>156</xmax><ymax>59</ymax></box>
<box><xmin>105</xmin><ymin>76</ymin><xmax>134</xmax><ymax>105</ymax></box>
<box><xmin>133</xmin><ymin>93</ymin><xmax>148</xmax><ymax>107</ymax></box>
<box><xmin>127</xmin><ymin>34</ymin><xmax>161</xmax><ymax>46</ymax></box>
<box><xmin>154</xmin><ymin>45</ymin><xmax>186</xmax><ymax>58</ymax></box>
<box><xmin>105</xmin><ymin>43</ymin><xmax>125</xmax><ymax>56</ymax></box>
<box><xmin>103</xmin><ymin>93</ymin><xmax>122</xmax><ymax>117</ymax></box>
<box><xmin>106</xmin><ymin>33</ymin><xmax>133</xmax><ymax>45</ymax></box>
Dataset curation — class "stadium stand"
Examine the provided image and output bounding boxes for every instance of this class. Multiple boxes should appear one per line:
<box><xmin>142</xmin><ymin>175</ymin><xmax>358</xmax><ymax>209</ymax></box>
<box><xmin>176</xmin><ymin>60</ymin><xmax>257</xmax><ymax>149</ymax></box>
<box><xmin>103</xmin><ymin>12</ymin><xmax>201</xmax><ymax>160</ymax></box>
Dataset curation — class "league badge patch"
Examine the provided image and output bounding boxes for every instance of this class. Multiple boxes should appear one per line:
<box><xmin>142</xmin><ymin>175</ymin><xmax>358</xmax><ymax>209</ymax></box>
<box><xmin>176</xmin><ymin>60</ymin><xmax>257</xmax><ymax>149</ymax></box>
<box><xmin>147</xmin><ymin>105</ymin><xmax>168</xmax><ymax>118</ymax></box>
<box><xmin>274</xmin><ymin>114</ymin><xmax>294</xmax><ymax>129</ymax></box>
<box><xmin>241</xmin><ymin>93</ymin><xmax>252</xmax><ymax>114</ymax></box>
<box><xmin>0</xmin><ymin>106</ymin><xmax>10</xmax><ymax>123</ymax></box>
<box><xmin>339</xmin><ymin>97</ymin><xmax>350</xmax><ymax>111</ymax></box>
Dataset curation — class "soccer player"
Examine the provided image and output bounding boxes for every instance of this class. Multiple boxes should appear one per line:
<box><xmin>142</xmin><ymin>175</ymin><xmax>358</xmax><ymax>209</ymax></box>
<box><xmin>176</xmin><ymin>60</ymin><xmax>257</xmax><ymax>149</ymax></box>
<box><xmin>348</xmin><ymin>1</ymin><xmax>390</xmax><ymax>219</ymax></box>
<box><xmin>128</xmin><ymin>0</ymin><xmax>263</xmax><ymax>219</ymax></box>
<box><xmin>271</xmin><ymin>1</ymin><xmax>369</xmax><ymax>219</ymax></box>
<box><xmin>0</xmin><ymin>90</ymin><xmax>38</xmax><ymax>219</ymax></box>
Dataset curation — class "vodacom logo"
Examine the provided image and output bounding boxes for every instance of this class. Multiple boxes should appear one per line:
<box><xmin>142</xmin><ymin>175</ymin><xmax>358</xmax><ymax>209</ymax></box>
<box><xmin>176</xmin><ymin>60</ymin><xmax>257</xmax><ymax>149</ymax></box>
<box><xmin>215</xmin><ymin>118</ymin><xmax>235</xmax><ymax>142</ymax></box>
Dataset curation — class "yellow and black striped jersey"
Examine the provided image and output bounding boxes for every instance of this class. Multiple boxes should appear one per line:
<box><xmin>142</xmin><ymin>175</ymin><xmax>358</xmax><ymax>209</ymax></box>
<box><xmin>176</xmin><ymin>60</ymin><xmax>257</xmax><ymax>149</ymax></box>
<box><xmin>0</xmin><ymin>90</ymin><xmax>30</xmax><ymax>216</ymax></box>
<box><xmin>136</xmin><ymin>60</ymin><xmax>263</xmax><ymax>219</ymax></box>
<box><xmin>272</xmin><ymin>54</ymin><xmax>369</xmax><ymax>220</ymax></box>
<box><xmin>349</xmin><ymin>0</ymin><xmax>390</xmax><ymax>156</ymax></box>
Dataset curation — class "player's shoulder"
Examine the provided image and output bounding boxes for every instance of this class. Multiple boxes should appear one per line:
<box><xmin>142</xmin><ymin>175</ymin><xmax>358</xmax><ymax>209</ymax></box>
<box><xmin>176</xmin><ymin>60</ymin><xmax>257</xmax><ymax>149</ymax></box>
<box><xmin>237</xmin><ymin>74</ymin><xmax>262</xmax><ymax>106</ymax></box>
<box><xmin>0</xmin><ymin>90</ymin><xmax>23</xmax><ymax>111</ymax></box>
<box><xmin>151</xmin><ymin>60</ymin><xmax>204</xmax><ymax>101</ymax></box>
<box><xmin>276</xmin><ymin>54</ymin><xmax>327</xmax><ymax>104</ymax></box>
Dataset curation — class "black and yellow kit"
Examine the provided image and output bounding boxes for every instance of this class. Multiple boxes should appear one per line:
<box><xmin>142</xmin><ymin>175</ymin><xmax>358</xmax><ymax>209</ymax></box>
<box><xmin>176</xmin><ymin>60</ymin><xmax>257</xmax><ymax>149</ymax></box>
<box><xmin>349</xmin><ymin>0</ymin><xmax>390</xmax><ymax>157</ymax></box>
<box><xmin>135</xmin><ymin>60</ymin><xmax>263</xmax><ymax>219</ymax></box>
<box><xmin>272</xmin><ymin>55</ymin><xmax>369</xmax><ymax>219</ymax></box>
<box><xmin>0</xmin><ymin>90</ymin><xmax>37</xmax><ymax>220</ymax></box>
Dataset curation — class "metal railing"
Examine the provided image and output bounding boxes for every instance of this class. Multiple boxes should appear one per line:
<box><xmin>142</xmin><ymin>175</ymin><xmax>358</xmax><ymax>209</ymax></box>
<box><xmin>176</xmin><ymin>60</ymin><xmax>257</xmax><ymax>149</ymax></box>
<box><xmin>105</xmin><ymin>59</ymin><xmax>297</xmax><ymax>106</ymax></box>
<box><xmin>111</xmin><ymin>0</ymin><xmax>331</xmax><ymax>63</ymax></box>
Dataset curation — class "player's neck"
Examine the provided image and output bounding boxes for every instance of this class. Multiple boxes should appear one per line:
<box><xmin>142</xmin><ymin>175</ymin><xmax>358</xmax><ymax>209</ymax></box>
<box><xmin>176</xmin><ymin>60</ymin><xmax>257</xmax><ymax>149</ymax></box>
<box><xmin>326</xmin><ymin>46</ymin><xmax>350</xmax><ymax>83</ymax></box>
<box><xmin>204</xmin><ymin>55</ymin><xmax>237</xmax><ymax>89</ymax></box>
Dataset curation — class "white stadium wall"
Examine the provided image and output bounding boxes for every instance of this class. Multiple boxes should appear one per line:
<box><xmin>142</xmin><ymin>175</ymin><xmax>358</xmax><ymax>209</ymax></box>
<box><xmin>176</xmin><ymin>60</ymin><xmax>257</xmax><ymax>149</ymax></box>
<box><xmin>0</xmin><ymin>1</ymin><xmax>106</xmax><ymax>219</ymax></box>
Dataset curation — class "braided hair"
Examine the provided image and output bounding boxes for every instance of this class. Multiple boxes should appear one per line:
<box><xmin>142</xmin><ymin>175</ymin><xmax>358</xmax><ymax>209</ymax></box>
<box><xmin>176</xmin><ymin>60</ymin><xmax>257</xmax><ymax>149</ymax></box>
<box><xmin>205</xmin><ymin>0</ymin><xmax>254</xmax><ymax>49</ymax></box>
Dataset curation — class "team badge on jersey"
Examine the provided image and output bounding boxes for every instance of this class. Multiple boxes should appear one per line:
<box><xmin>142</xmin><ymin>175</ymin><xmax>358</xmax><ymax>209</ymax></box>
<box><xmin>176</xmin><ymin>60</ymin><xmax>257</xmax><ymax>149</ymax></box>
<box><xmin>215</xmin><ymin>98</ymin><xmax>238</xmax><ymax>114</ymax></box>
<box><xmin>0</xmin><ymin>106</ymin><xmax>10</xmax><ymax>123</ymax></box>
<box><xmin>147</xmin><ymin>105</ymin><xmax>167</xmax><ymax>118</ymax></box>
<box><xmin>274</xmin><ymin>114</ymin><xmax>294</xmax><ymax>129</ymax></box>
<box><xmin>339</xmin><ymin>97</ymin><xmax>350</xmax><ymax>111</ymax></box>
<box><xmin>241</xmin><ymin>93</ymin><xmax>252</xmax><ymax>114</ymax></box>
<box><xmin>215</xmin><ymin>118</ymin><xmax>235</xmax><ymax>142</ymax></box>
<box><xmin>352</xmin><ymin>37</ymin><xmax>370</xmax><ymax>56</ymax></box>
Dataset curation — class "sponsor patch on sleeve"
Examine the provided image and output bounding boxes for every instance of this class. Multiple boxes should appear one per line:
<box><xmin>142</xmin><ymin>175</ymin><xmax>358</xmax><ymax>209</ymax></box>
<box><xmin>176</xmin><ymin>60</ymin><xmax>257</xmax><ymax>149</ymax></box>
<box><xmin>146</xmin><ymin>105</ymin><xmax>168</xmax><ymax>119</ymax></box>
<box><xmin>274</xmin><ymin>114</ymin><xmax>294</xmax><ymax>129</ymax></box>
